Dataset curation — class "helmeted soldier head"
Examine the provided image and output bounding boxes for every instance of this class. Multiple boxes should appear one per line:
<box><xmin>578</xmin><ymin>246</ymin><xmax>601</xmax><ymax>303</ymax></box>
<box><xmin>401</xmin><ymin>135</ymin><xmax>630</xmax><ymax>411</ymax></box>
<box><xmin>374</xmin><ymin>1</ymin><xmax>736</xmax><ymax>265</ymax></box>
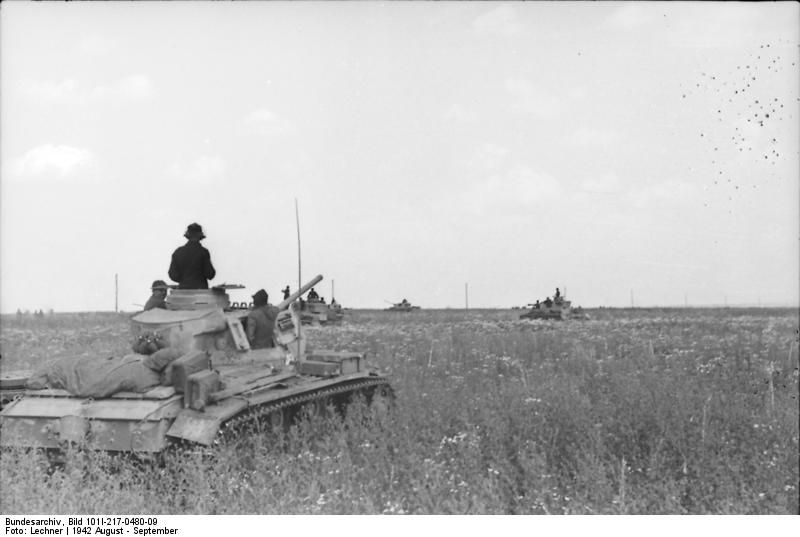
<box><xmin>151</xmin><ymin>280</ymin><xmax>169</xmax><ymax>291</ymax></box>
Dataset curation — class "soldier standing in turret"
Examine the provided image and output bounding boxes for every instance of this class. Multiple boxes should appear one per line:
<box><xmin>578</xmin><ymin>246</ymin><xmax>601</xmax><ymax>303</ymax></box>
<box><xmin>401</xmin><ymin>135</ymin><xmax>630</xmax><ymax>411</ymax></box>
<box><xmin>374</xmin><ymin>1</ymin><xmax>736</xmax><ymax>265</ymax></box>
<box><xmin>247</xmin><ymin>289</ymin><xmax>278</xmax><ymax>349</ymax></box>
<box><xmin>168</xmin><ymin>223</ymin><xmax>216</xmax><ymax>289</ymax></box>
<box><xmin>282</xmin><ymin>285</ymin><xmax>290</xmax><ymax>300</ymax></box>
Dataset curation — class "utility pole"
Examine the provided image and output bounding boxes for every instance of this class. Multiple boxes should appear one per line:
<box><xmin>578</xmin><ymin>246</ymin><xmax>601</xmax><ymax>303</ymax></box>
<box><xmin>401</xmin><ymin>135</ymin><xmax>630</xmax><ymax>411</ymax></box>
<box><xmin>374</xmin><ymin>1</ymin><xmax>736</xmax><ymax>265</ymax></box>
<box><xmin>115</xmin><ymin>273</ymin><xmax>118</xmax><ymax>313</ymax></box>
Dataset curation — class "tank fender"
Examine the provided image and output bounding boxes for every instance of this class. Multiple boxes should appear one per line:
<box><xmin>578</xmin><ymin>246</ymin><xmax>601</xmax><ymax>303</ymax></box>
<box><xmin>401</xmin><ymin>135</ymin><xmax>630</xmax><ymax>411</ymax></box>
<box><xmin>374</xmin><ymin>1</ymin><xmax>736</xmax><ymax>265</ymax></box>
<box><xmin>166</xmin><ymin>397</ymin><xmax>247</xmax><ymax>445</ymax></box>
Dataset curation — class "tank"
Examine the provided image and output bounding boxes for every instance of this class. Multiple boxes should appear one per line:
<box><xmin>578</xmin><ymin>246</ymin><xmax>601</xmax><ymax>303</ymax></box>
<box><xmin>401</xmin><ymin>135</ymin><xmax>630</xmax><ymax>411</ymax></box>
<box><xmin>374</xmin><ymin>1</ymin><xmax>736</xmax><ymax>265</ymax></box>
<box><xmin>519</xmin><ymin>289</ymin><xmax>589</xmax><ymax>320</ymax></box>
<box><xmin>0</xmin><ymin>275</ymin><xmax>392</xmax><ymax>456</ymax></box>
<box><xmin>385</xmin><ymin>299</ymin><xmax>420</xmax><ymax>312</ymax></box>
<box><xmin>298</xmin><ymin>296</ymin><xmax>344</xmax><ymax>325</ymax></box>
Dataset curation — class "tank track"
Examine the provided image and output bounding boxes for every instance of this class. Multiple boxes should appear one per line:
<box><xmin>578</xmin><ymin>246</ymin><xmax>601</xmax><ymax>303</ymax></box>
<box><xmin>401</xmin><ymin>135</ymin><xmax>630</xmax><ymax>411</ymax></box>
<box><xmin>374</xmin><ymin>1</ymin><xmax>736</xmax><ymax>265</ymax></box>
<box><xmin>217</xmin><ymin>376</ymin><xmax>393</xmax><ymax>439</ymax></box>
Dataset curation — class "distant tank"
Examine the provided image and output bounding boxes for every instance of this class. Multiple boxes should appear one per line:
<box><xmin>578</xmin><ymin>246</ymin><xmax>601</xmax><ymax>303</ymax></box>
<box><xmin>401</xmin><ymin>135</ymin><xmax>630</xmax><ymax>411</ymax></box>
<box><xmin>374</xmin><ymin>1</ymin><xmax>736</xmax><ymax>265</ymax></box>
<box><xmin>385</xmin><ymin>299</ymin><xmax>420</xmax><ymax>312</ymax></box>
<box><xmin>519</xmin><ymin>288</ymin><xmax>589</xmax><ymax>320</ymax></box>
<box><xmin>0</xmin><ymin>275</ymin><xmax>392</xmax><ymax>457</ymax></box>
<box><xmin>298</xmin><ymin>296</ymin><xmax>345</xmax><ymax>325</ymax></box>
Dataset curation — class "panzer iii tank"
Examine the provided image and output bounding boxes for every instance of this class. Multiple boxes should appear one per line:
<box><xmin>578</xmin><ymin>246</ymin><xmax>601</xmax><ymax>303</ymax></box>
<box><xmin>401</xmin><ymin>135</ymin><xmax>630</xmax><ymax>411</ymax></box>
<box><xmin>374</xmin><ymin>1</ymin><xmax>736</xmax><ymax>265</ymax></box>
<box><xmin>0</xmin><ymin>275</ymin><xmax>392</xmax><ymax>456</ymax></box>
<box><xmin>519</xmin><ymin>289</ymin><xmax>588</xmax><ymax>321</ymax></box>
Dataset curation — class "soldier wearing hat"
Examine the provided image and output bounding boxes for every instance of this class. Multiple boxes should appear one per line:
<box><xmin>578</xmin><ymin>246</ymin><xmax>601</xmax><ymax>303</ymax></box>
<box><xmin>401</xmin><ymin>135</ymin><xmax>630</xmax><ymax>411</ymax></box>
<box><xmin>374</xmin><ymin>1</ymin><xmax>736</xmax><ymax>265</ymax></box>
<box><xmin>246</xmin><ymin>289</ymin><xmax>279</xmax><ymax>349</ymax></box>
<box><xmin>168</xmin><ymin>223</ymin><xmax>216</xmax><ymax>289</ymax></box>
<box><xmin>144</xmin><ymin>280</ymin><xmax>169</xmax><ymax>311</ymax></box>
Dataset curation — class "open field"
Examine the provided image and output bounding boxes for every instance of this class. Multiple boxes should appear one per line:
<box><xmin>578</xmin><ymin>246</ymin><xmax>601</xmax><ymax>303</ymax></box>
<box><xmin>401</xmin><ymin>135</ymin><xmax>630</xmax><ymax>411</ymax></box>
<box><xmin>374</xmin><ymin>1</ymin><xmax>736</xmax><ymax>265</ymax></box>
<box><xmin>1</xmin><ymin>308</ymin><xmax>798</xmax><ymax>514</ymax></box>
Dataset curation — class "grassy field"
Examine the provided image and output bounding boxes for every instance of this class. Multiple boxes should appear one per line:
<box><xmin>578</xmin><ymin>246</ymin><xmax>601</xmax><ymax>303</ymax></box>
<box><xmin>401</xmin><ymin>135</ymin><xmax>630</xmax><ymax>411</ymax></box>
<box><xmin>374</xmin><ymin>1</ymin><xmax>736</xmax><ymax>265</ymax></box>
<box><xmin>1</xmin><ymin>307</ymin><xmax>797</xmax><ymax>514</ymax></box>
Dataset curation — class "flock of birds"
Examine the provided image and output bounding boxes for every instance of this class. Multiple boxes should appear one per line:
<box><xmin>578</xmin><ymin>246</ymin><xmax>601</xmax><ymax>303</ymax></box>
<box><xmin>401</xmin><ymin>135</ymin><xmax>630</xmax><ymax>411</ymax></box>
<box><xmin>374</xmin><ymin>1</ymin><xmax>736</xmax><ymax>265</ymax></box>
<box><xmin>680</xmin><ymin>41</ymin><xmax>798</xmax><ymax>209</ymax></box>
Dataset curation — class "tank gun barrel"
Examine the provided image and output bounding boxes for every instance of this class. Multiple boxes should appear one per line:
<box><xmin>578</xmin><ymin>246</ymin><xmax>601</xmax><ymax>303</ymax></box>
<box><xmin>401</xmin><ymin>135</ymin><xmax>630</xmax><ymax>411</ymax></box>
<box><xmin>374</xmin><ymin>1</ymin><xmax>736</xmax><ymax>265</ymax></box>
<box><xmin>277</xmin><ymin>274</ymin><xmax>323</xmax><ymax>310</ymax></box>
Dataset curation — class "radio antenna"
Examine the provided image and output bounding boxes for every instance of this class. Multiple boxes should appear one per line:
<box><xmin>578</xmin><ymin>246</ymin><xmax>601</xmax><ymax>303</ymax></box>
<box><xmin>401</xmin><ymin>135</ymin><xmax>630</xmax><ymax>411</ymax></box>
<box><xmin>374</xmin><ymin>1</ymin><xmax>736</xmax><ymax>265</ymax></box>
<box><xmin>294</xmin><ymin>198</ymin><xmax>303</xmax><ymax>359</ymax></box>
<box><xmin>295</xmin><ymin>198</ymin><xmax>302</xmax><ymax>290</ymax></box>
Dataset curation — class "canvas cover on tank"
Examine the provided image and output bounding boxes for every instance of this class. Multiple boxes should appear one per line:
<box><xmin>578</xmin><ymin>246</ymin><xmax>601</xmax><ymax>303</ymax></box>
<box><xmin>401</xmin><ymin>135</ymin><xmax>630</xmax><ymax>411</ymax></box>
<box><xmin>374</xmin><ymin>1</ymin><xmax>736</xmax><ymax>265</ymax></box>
<box><xmin>25</xmin><ymin>354</ymin><xmax>161</xmax><ymax>398</ymax></box>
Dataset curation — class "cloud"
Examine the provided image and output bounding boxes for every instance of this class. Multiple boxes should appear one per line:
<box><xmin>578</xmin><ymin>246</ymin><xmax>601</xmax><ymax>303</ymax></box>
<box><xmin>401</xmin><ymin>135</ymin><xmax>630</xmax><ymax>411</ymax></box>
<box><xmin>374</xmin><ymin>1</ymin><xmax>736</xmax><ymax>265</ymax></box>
<box><xmin>443</xmin><ymin>103</ymin><xmax>478</xmax><ymax>123</ymax></box>
<box><xmin>90</xmin><ymin>74</ymin><xmax>155</xmax><ymax>101</ymax></box>
<box><xmin>17</xmin><ymin>75</ymin><xmax>155</xmax><ymax>103</ymax></box>
<box><xmin>666</xmin><ymin>6</ymin><xmax>762</xmax><ymax>49</ymax></box>
<box><xmin>18</xmin><ymin>78</ymin><xmax>80</xmax><ymax>101</ymax></box>
<box><xmin>504</xmin><ymin>78</ymin><xmax>561</xmax><ymax>119</ymax></box>
<box><xmin>243</xmin><ymin>108</ymin><xmax>296</xmax><ymax>136</ymax></box>
<box><xmin>167</xmin><ymin>155</ymin><xmax>227</xmax><ymax>185</ymax></box>
<box><xmin>473</xmin><ymin>5</ymin><xmax>524</xmax><ymax>37</ymax></box>
<box><xmin>467</xmin><ymin>166</ymin><xmax>562</xmax><ymax>215</ymax></box>
<box><xmin>567</xmin><ymin>126</ymin><xmax>622</xmax><ymax>147</ymax></box>
<box><xmin>77</xmin><ymin>35</ymin><xmax>118</xmax><ymax>56</ymax></box>
<box><xmin>7</xmin><ymin>144</ymin><xmax>95</xmax><ymax>179</ymax></box>
<box><xmin>629</xmin><ymin>180</ymin><xmax>700</xmax><ymax>208</ymax></box>
<box><xmin>604</xmin><ymin>4</ymin><xmax>657</xmax><ymax>30</ymax></box>
<box><xmin>581</xmin><ymin>173</ymin><xmax>623</xmax><ymax>194</ymax></box>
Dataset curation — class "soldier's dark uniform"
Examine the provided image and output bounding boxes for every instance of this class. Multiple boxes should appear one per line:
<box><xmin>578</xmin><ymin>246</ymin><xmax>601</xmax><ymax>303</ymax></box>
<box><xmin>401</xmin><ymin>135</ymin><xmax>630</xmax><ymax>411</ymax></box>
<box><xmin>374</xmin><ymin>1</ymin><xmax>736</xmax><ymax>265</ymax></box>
<box><xmin>246</xmin><ymin>289</ymin><xmax>278</xmax><ymax>349</ymax></box>
<box><xmin>168</xmin><ymin>223</ymin><xmax>216</xmax><ymax>289</ymax></box>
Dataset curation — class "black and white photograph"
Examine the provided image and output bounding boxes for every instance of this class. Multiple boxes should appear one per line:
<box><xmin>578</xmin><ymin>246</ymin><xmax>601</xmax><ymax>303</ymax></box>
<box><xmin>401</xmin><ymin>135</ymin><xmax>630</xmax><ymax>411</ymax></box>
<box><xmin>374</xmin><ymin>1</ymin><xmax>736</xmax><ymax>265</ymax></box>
<box><xmin>1</xmin><ymin>0</ymin><xmax>797</xmax><ymax>525</ymax></box>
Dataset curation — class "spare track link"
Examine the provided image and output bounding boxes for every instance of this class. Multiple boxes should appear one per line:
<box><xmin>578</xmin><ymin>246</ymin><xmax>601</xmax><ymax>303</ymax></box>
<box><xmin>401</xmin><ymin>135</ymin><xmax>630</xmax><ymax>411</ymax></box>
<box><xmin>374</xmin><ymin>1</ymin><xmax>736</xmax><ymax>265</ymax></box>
<box><xmin>218</xmin><ymin>377</ymin><xmax>392</xmax><ymax>438</ymax></box>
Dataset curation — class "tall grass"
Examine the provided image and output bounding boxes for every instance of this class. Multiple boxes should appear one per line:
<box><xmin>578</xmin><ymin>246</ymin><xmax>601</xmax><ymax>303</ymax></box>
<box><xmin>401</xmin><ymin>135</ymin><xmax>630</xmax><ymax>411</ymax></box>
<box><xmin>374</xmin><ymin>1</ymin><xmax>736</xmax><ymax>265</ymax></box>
<box><xmin>1</xmin><ymin>308</ymin><xmax>797</xmax><ymax>514</ymax></box>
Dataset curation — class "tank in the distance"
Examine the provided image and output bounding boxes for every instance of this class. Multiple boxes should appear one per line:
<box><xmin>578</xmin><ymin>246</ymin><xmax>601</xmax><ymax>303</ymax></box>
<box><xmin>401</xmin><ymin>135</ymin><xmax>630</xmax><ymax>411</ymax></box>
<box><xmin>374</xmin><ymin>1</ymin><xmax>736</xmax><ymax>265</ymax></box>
<box><xmin>519</xmin><ymin>288</ymin><xmax>589</xmax><ymax>320</ymax></box>
<box><xmin>0</xmin><ymin>275</ymin><xmax>392</xmax><ymax>456</ymax></box>
<box><xmin>385</xmin><ymin>299</ymin><xmax>420</xmax><ymax>312</ymax></box>
<box><xmin>297</xmin><ymin>292</ymin><xmax>344</xmax><ymax>326</ymax></box>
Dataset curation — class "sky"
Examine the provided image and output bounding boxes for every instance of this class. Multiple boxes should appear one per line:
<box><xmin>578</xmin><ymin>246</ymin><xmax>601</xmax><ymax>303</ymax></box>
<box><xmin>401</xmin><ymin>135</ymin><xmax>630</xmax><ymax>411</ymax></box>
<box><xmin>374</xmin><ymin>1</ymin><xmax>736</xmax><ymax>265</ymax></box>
<box><xmin>1</xmin><ymin>1</ymin><xmax>798</xmax><ymax>312</ymax></box>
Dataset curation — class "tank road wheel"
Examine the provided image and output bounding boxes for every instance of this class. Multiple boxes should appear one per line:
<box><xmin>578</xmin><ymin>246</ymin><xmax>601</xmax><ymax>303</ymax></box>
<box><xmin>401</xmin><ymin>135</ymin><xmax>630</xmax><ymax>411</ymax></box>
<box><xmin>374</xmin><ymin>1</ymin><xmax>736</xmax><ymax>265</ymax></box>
<box><xmin>369</xmin><ymin>383</ymin><xmax>396</xmax><ymax>417</ymax></box>
<box><xmin>298</xmin><ymin>397</ymin><xmax>331</xmax><ymax>421</ymax></box>
<box><xmin>268</xmin><ymin>408</ymin><xmax>286</xmax><ymax>432</ymax></box>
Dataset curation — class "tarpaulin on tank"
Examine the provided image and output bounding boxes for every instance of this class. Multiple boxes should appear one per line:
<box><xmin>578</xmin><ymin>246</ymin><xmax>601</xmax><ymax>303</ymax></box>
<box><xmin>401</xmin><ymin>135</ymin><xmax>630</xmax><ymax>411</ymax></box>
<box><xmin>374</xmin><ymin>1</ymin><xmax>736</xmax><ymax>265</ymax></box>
<box><xmin>25</xmin><ymin>354</ymin><xmax>161</xmax><ymax>398</ymax></box>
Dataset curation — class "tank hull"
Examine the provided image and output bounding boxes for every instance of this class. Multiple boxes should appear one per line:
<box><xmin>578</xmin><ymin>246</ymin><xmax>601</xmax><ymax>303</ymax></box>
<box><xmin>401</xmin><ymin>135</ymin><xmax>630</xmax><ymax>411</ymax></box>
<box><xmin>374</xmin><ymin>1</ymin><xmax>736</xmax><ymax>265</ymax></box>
<box><xmin>1</xmin><ymin>354</ymin><xmax>390</xmax><ymax>453</ymax></box>
<box><xmin>385</xmin><ymin>304</ymin><xmax>420</xmax><ymax>312</ymax></box>
<box><xmin>299</xmin><ymin>301</ymin><xmax>344</xmax><ymax>325</ymax></box>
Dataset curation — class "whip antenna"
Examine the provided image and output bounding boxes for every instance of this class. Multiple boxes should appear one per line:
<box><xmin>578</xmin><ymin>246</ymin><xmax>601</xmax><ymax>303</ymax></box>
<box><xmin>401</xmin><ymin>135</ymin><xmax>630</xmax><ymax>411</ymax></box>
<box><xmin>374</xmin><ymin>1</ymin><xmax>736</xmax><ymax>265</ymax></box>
<box><xmin>295</xmin><ymin>198</ymin><xmax>302</xmax><ymax>290</ymax></box>
<box><xmin>295</xmin><ymin>198</ymin><xmax>303</xmax><ymax>359</ymax></box>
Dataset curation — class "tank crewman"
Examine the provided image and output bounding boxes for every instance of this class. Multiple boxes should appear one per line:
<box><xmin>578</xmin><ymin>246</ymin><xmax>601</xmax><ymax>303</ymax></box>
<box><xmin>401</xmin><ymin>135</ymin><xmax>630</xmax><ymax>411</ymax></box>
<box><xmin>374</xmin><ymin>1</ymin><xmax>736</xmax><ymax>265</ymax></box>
<box><xmin>308</xmin><ymin>287</ymin><xmax>319</xmax><ymax>300</ymax></box>
<box><xmin>144</xmin><ymin>280</ymin><xmax>169</xmax><ymax>311</ymax></box>
<box><xmin>544</xmin><ymin>297</ymin><xmax>553</xmax><ymax>307</ymax></box>
<box><xmin>554</xmin><ymin>288</ymin><xmax>562</xmax><ymax>304</ymax></box>
<box><xmin>168</xmin><ymin>223</ymin><xmax>216</xmax><ymax>289</ymax></box>
<box><xmin>246</xmin><ymin>289</ymin><xmax>279</xmax><ymax>349</ymax></box>
<box><xmin>282</xmin><ymin>285</ymin><xmax>291</xmax><ymax>300</ymax></box>
<box><xmin>534</xmin><ymin>299</ymin><xmax>540</xmax><ymax>309</ymax></box>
